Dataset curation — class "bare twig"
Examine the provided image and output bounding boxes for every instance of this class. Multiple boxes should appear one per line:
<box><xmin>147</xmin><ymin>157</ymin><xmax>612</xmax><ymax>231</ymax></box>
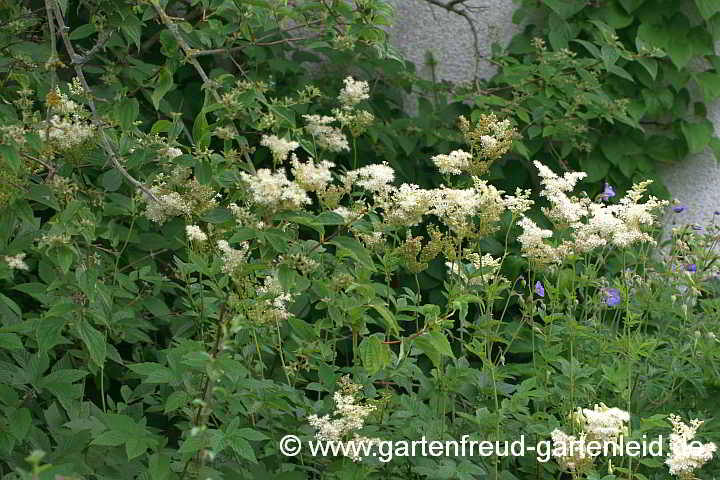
<box><xmin>150</xmin><ymin>1</ymin><xmax>222</xmax><ymax>104</ymax></box>
<box><xmin>420</xmin><ymin>0</ymin><xmax>489</xmax><ymax>77</ymax></box>
<box><xmin>189</xmin><ymin>33</ymin><xmax>324</xmax><ymax>57</ymax></box>
<box><xmin>74</xmin><ymin>29</ymin><xmax>113</xmax><ymax>65</ymax></box>
<box><xmin>21</xmin><ymin>152</ymin><xmax>56</xmax><ymax>181</ymax></box>
<box><xmin>48</xmin><ymin>1</ymin><xmax>160</xmax><ymax>203</ymax></box>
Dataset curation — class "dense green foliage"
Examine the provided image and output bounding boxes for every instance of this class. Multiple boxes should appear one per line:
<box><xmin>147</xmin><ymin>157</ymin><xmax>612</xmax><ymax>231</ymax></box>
<box><xmin>0</xmin><ymin>1</ymin><xmax>718</xmax><ymax>479</ymax></box>
<box><xmin>459</xmin><ymin>0</ymin><xmax>720</xmax><ymax>201</ymax></box>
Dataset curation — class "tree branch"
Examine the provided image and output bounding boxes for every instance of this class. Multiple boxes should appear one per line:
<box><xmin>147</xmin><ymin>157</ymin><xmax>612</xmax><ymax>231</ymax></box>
<box><xmin>49</xmin><ymin>1</ymin><xmax>160</xmax><ymax>203</ymax></box>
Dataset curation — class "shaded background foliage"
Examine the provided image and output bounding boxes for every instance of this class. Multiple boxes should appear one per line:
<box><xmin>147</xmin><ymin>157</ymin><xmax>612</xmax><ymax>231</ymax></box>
<box><xmin>0</xmin><ymin>0</ymin><xmax>718</xmax><ymax>479</ymax></box>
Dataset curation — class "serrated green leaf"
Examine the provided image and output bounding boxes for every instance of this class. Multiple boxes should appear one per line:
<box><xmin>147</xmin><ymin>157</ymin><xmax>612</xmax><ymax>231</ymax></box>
<box><xmin>330</xmin><ymin>236</ymin><xmax>375</xmax><ymax>271</ymax></box>
<box><xmin>358</xmin><ymin>335</ymin><xmax>392</xmax><ymax>374</ymax></box>
<box><xmin>151</xmin><ymin>68</ymin><xmax>174</xmax><ymax>111</ymax></box>
<box><xmin>91</xmin><ymin>429</ymin><xmax>126</xmax><ymax>446</ymax></box>
<box><xmin>77</xmin><ymin>321</ymin><xmax>106</xmax><ymax>367</ymax></box>
<box><xmin>192</xmin><ymin>110</ymin><xmax>210</xmax><ymax>150</ymax></box>
<box><xmin>69</xmin><ymin>23</ymin><xmax>96</xmax><ymax>40</ymax></box>
<box><xmin>8</xmin><ymin>408</ymin><xmax>31</xmax><ymax>440</ymax></box>
<box><xmin>0</xmin><ymin>333</ymin><xmax>23</xmax><ymax>350</ymax></box>
<box><xmin>370</xmin><ymin>303</ymin><xmax>401</xmax><ymax>336</ymax></box>
<box><xmin>115</xmin><ymin>98</ymin><xmax>139</xmax><ymax>130</ymax></box>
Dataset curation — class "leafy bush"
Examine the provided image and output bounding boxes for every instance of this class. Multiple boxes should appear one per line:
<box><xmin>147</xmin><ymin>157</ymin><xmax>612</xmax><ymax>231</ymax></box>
<box><xmin>0</xmin><ymin>1</ymin><xmax>719</xmax><ymax>479</ymax></box>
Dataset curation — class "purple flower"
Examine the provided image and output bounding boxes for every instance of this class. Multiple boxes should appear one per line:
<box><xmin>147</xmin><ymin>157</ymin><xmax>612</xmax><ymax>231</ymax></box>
<box><xmin>601</xmin><ymin>183</ymin><xmax>616</xmax><ymax>201</ymax></box>
<box><xmin>535</xmin><ymin>281</ymin><xmax>545</xmax><ymax>297</ymax></box>
<box><xmin>672</xmin><ymin>205</ymin><xmax>687</xmax><ymax>213</ymax></box>
<box><xmin>686</xmin><ymin>263</ymin><xmax>697</xmax><ymax>273</ymax></box>
<box><xmin>604</xmin><ymin>288</ymin><xmax>621</xmax><ymax>307</ymax></box>
<box><xmin>715</xmin><ymin>211</ymin><xmax>720</xmax><ymax>216</ymax></box>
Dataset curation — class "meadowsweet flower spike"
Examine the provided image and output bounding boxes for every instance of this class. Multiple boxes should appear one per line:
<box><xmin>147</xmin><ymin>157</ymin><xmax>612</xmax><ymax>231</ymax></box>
<box><xmin>185</xmin><ymin>225</ymin><xmax>207</xmax><ymax>242</ymax></box>
<box><xmin>431</xmin><ymin>149</ymin><xmax>473</xmax><ymax>175</ymax></box>
<box><xmin>666</xmin><ymin>414</ymin><xmax>717</xmax><ymax>479</ymax></box>
<box><xmin>260</xmin><ymin>134</ymin><xmax>299</xmax><ymax>163</ymax></box>
<box><xmin>338</xmin><ymin>76</ymin><xmax>370</xmax><ymax>109</ymax></box>
<box><xmin>5</xmin><ymin>253</ymin><xmax>29</xmax><ymax>271</ymax></box>
<box><xmin>307</xmin><ymin>376</ymin><xmax>381</xmax><ymax>462</ymax></box>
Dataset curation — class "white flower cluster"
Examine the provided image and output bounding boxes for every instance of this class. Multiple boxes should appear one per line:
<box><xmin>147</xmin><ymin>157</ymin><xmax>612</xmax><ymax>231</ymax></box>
<box><xmin>517</xmin><ymin>162</ymin><xmax>668</xmax><ymax>265</ymax></box>
<box><xmin>185</xmin><ymin>225</ymin><xmax>207</xmax><ymax>242</ymax></box>
<box><xmin>503</xmin><ymin>188</ymin><xmax>534</xmax><ymax>215</ymax></box>
<box><xmin>338</xmin><ymin>76</ymin><xmax>370</xmax><ymax>109</ymax></box>
<box><xmin>446</xmin><ymin>252</ymin><xmax>501</xmax><ymax>285</ymax></box>
<box><xmin>43</xmin><ymin>114</ymin><xmax>95</xmax><ymax>151</ymax></box>
<box><xmin>261</xmin><ymin>134</ymin><xmax>300</xmax><ymax>163</ymax></box>
<box><xmin>256</xmin><ymin>275</ymin><xmax>294</xmax><ymax>322</ymax></box>
<box><xmin>217</xmin><ymin>240</ymin><xmax>249</xmax><ymax>273</ymax></box>
<box><xmin>239</xmin><ymin>169</ymin><xmax>310</xmax><ymax>211</ymax></box>
<box><xmin>307</xmin><ymin>376</ymin><xmax>381</xmax><ymax>462</ymax></box>
<box><xmin>4</xmin><ymin>253</ymin><xmax>29</xmax><ymax>271</ymax></box>
<box><xmin>551</xmin><ymin>404</ymin><xmax>630</xmax><ymax>474</ymax></box>
<box><xmin>290</xmin><ymin>154</ymin><xmax>334</xmax><ymax>192</ymax></box>
<box><xmin>378</xmin><ymin>183</ymin><xmax>435</xmax><ymax>227</ymax></box>
<box><xmin>39</xmin><ymin>87</ymin><xmax>95</xmax><ymax>150</ymax></box>
<box><xmin>572</xmin><ymin>403</ymin><xmax>630</xmax><ymax>442</ymax></box>
<box><xmin>432</xmin><ymin>149</ymin><xmax>473</xmax><ymax>175</ymax></box>
<box><xmin>430</xmin><ymin>178</ymin><xmax>506</xmax><ymax>234</ymax></box>
<box><xmin>303</xmin><ymin>114</ymin><xmax>349</xmax><ymax>152</ymax></box>
<box><xmin>343</xmin><ymin>162</ymin><xmax>395</xmax><ymax>193</ymax></box>
<box><xmin>479</xmin><ymin>118</ymin><xmax>514</xmax><ymax>158</ymax></box>
<box><xmin>144</xmin><ymin>189</ymin><xmax>193</xmax><ymax>224</ymax></box>
<box><xmin>550</xmin><ymin>429</ymin><xmax>594</xmax><ymax>473</ymax></box>
<box><xmin>666</xmin><ymin>414</ymin><xmax>717</xmax><ymax>479</ymax></box>
<box><xmin>163</xmin><ymin>147</ymin><xmax>183</xmax><ymax>159</ymax></box>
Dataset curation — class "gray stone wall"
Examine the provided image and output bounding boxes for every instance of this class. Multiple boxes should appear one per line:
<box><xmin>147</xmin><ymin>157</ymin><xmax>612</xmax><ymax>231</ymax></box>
<box><xmin>385</xmin><ymin>0</ymin><xmax>720</xmax><ymax>228</ymax></box>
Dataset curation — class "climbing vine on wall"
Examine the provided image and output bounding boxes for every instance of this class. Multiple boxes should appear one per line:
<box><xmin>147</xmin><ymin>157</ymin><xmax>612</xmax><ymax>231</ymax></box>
<box><xmin>449</xmin><ymin>0</ymin><xmax>720</xmax><ymax>202</ymax></box>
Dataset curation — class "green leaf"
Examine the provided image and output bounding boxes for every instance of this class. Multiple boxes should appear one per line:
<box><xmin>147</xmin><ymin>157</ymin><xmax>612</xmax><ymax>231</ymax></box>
<box><xmin>358</xmin><ymin>335</ymin><xmax>392</xmax><ymax>374</ymax></box>
<box><xmin>542</xmin><ymin>0</ymin><xmax>584</xmax><ymax>19</ymax></box>
<box><xmin>115</xmin><ymin>98</ymin><xmax>139</xmax><ymax>130</ymax></box>
<box><xmin>330</xmin><ymin>236</ymin><xmax>375</xmax><ymax>271</ymax></box>
<box><xmin>8</xmin><ymin>408</ymin><xmax>31</xmax><ymax>440</ymax></box>
<box><xmin>236</xmin><ymin>428</ymin><xmax>270</xmax><ymax>441</ymax></box>
<box><xmin>150</xmin><ymin>119</ymin><xmax>173</xmax><ymax>135</ymax></box>
<box><xmin>128</xmin><ymin>362</ymin><xmax>176</xmax><ymax>383</ymax></box>
<box><xmin>591</xmin><ymin>1</ymin><xmax>632</xmax><ymax>28</ymax></box>
<box><xmin>695</xmin><ymin>0</ymin><xmax>720</xmax><ymax>20</ymax></box>
<box><xmin>370</xmin><ymin>303</ymin><xmax>401</xmax><ymax>336</ymax></box>
<box><xmin>414</xmin><ymin>331</ymin><xmax>454</xmax><ymax>369</ymax></box>
<box><xmin>695</xmin><ymin>72</ymin><xmax>720</xmax><ymax>103</ymax></box>
<box><xmin>100</xmin><ymin>168</ymin><xmax>123</xmax><ymax>191</ymax></box>
<box><xmin>77</xmin><ymin>321</ymin><xmax>106</xmax><ymax>367</ymax></box>
<box><xmin>580</xmin><ymin>152</ymin><xmax>610</xmax><ymax>183</ymax></box>
<box><xmin>91</xmin><ymin>430</ymin><xmax>126</xmax><ymax>446</ymax></box>
<box><xmin>192</xmin><ymin>110</ymin><xmax>210</xmax><ymax>150</ymax></box>
<box><xmin>151</xmin><ymin>68</ymin><xmax>174</xmax><ymax>111</ymax></box>
<box><xmin>0</xmin><ymin>333</ymin><xmax>23</xmax><ymax>350</ymax></box>
<box><xmin>709</xmin><ymin>137</ymin><xmax>720</xmax><ymax>163</ymax></box>
<box><xmin>637</xmin><ymin>57</ymin><xmax>658</xmax><ymax>81</ymax></box>
<box><xmin>126</xmin><ymin>437</ymin><xmax>150</xmax><ymax>459</ymax></box>
<box><xmin>636</xmin><ymin>23</ymin><xmax>667</xmax><ymax>50</ymax></box>
<box><xmin>681</xmin><ymin>120</ymin><xmax>714</xmax><ymax>154</ymax></box>
<box><xmin>69</xmin><ymin>23</ymin><xmax>97</xmax><ymax>40</ymax></box>
<box><xmin>148</xmin><ymin>454</ymin><xmax>172</xmax><ymax>480</ymax></box>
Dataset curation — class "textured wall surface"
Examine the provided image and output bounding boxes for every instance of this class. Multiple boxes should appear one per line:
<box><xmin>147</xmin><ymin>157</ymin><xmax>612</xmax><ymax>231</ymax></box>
<box><xmin>385</xmin><ymin>0</ymin><xmax>720</xmax><ymax>228</ymax></box>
